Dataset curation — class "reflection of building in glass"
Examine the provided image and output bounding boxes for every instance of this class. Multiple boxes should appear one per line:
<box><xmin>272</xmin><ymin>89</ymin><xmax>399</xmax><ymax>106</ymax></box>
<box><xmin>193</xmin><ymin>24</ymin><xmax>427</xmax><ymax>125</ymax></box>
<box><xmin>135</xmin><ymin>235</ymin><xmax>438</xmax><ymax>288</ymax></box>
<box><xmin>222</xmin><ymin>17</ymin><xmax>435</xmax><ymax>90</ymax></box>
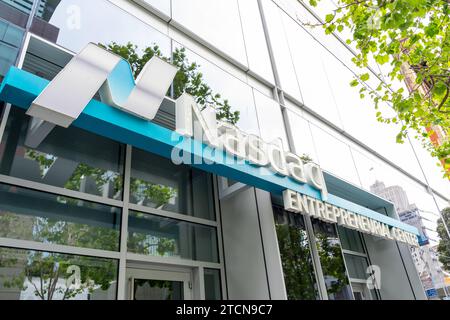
<box><xmin>1</xmin><ymin>0</ymin><xmax>38</xmax><ymax>15</ymax></box>
<box><xmin>1</xmin><ymin>0</ymin><xmax>59</xmax><ymax>18</ymax></box>
<box><xmin>398</xmin><ymin>207</ymin><xmax>429</xmax><ymax>245</ymax></box>
<box><xmin>0</xmin><ymin>0</ymin><xmax>60</xmax><ymax>42</ymax></box>
<box><xmin>370</xmin><ymin>181</ymin><xmax>411</xmax><ymax>213</ymax></box>
<box><xmin>30</xmin><ymin>0</ymin><xmax>60</xmax><ymax>42</ymax></box>
<box><xmin>370</xmin><ymin>180</ymin><xmax>448</xmax><ymax>298</ymax></box>
<box><xmin>370</xmin><ymin>181</ymin><xmax>436</xmax><ymax>243</ymax></box>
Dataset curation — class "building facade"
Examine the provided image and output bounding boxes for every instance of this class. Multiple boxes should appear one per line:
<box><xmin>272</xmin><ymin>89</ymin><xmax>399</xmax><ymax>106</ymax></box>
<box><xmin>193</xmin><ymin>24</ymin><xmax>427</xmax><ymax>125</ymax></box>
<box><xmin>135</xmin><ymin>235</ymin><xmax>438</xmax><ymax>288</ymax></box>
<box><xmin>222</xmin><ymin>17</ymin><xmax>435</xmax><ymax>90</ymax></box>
<box><xmin>0</xmin><ymin>0</ymin><xmax>449</xmax><ymax>300</ymax></box>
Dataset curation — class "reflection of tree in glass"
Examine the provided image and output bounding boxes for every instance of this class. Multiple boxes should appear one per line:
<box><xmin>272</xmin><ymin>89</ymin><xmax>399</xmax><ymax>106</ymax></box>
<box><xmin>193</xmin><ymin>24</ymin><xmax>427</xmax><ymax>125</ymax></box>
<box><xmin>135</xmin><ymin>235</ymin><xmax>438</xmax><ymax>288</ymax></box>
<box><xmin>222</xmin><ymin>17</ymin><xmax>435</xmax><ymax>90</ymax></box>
<box><xmin>299</xmin><ymin>154</ymin><xmax>313</xmax><ymax>164</ymax></box>
<box><xmin>315</xmin><ymin>233</ymin><xmax>349</xmax><ymax>296</ymax></box>
<box><xmin>102</xmin><ymin>41</ymin><xmax>245</xmax><ymax>215</ymax></box>
<box><xmin>130</xmin><ymin>178</ymin><xmax>176</xmax><ymax>209</ymax></box>
<box><xmin>33</xmin><ymin>215</ymin><xmax>119</xmax><ymax>251</ymax></box>
<box><xmin>25</xmin><ymin>148</ymin><xmax>122</xmax><ymax>201</ymax></box>
<box><xmin>0</xmin><ymin>40</ymin><xmax>247</xmax><ymax>299</ymax></box>
<box><xmin>275</xmin><ymin>223</ymin><xmax>318</xmax><ymax>300</ymax></box>
<box><xmin>0</xmin><ymin>248</ymin><xmax>116</xmax><ymax>300</ymax></box>
<box><xmin>99</xmin><ymin>42</ymin><xmax>240</xmax><ymax>125</ymax></box>
<box><xmin>25</xmin><ymin>150</ymin><xmax>56</xmax><ymax>177</ymax></box>
<box><xmin>0</xmin><ymin>203</ymin><xmax>119</xmax><ymax>251</ymax></box>
<box><xmin>0</xmin><ymin>189</ymin><xmax>119</xmax><ymax>300</ymax></box>
<box><xmin>64</xmin><ymin>164</ymin><xmax>121</xmax><ymax>198</ymax></box>
<box><xmin>134</xmin><ymin>279</ymin><xmax>180</xmax><ymax>300</ymax></box>
<box><xmin>127</xmin><ymin>212</ymin><xmax>177</xmax><ymax>258</ymax></box>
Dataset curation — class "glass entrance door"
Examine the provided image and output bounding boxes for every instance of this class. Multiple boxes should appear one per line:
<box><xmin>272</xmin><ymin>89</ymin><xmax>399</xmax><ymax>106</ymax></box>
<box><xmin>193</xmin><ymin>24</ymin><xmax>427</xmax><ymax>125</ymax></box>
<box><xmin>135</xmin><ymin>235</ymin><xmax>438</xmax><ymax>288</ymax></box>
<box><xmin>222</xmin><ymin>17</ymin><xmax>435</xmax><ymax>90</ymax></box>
<box><xmin>126</xmin><ymin>268</ymin><xmax>192</xmax><ymax>300</ymax></box>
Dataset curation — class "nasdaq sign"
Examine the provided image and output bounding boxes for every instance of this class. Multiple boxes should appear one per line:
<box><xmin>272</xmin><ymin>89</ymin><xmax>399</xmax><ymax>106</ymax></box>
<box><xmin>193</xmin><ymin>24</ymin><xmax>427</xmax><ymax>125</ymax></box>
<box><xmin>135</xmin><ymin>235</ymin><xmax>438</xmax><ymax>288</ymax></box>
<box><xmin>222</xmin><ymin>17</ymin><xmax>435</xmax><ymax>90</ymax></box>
<box><xmin>26</xmin><ymin>43</ymin><xmax>329</xmax><ymax>200</ymax></box>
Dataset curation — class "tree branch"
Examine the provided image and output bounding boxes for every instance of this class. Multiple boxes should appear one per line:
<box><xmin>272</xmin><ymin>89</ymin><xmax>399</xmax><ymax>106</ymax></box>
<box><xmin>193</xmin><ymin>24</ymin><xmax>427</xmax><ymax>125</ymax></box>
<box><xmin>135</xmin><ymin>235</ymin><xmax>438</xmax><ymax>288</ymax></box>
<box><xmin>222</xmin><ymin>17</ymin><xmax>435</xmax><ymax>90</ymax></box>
<box><xmin>28</xmin><ymin>275</ymin><xmax>45</xmax><ymax>300</ymax></box>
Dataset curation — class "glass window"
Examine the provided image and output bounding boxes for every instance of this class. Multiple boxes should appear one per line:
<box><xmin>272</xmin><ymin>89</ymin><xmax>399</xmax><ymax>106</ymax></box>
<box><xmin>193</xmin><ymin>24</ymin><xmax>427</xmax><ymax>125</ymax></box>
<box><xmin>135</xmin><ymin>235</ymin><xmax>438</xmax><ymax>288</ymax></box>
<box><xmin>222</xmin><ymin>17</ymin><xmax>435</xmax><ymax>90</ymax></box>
<box><xmin>130</xmin><ymin>147</ymin><xmax>215</xmax><ymax>220</ymax></box>
<box><xmin>21</xmin><ymin>39</ymin><xmax>68</xmax><ymax>81</ymax></box>
<box><xmin>172</xmin><ymin>0</ymin><xmax>247</xmax><ymax>67</ymax></box>
<box><xmin>237</xmin><ymin>0</ymin><xmax>274</xmax><ymax>83</ymax></box>
<box><xmin>409</xmin><ymin>135</ymin><xmax>450</xmax><ymax>196</ymax></box>
<box><xmin>0</xmin><ymin>107</ymin><xmax>125</xmax><ymax>200</ymax></box>
<box><xmin>0</xmin><ymin>183</ymin><xmax>121</xmax><ymax>251</ymax></box>
<box><xmin>0</xmin><ymin>42</ymin><xmax>18</xmax><ymax>78</ymax></box>
<box><xmin>33</xmin><ymin>0</ymin><xmax>171</xmax><ymax>56</ymax></box>
<box><xmin>1</xmin><ymin>0</ymin><xmax>33</xmax><ymax>16</ymax></box>
<box><xmin>173</xmin><ymin>43</ymin><xmax>260</xmax><ymax>136</ymax></box>
<box><xmin>273</xmin><ymin>205</ymin><xmax>319</xmax><ymax>300</ymax></box>
<box><xmin>337</xmin><ymin>226</ymin><xmax>365</xmax><ymax>254</ymax></box>
<box><xmin>281</xmin><ymin>13</ymin><xmax>343</xmax><ymax>128</ymax></box>
<box><xmin>0</xmin><ymin>247</ymin><xmax>117</xmax><ymax>300</ymax></box>
<box><xmin>204</xmin><ymin>268</ymin><xmax>222</xmax><ymax>300</ymax></box>
<box><xmin>253</xmin><ymin>89</ymin><xmax>288</xmax><ymax>150</ymax></box>
<box><xmin>133</xmin><ymin>278</ymin><xmax>183</xmax><ymax>300</ymax></box>
<box><xmin>330</xmin><ymin>66</ymin><xmax>426</xmax><ymax>182</ymax></box>
<box><xmin>0</xmin><ymin>20</ymin><xmax>23</xmax><ymax>79</ymax></box>
<box><xmin>0</xmin><ymin>20</ymin><xmax>6</xmax><ymax>39</ymax></box>
<box><xmin>260</xmin><ymin>0</ymin><xmax>302</xmax><ymax>102</ymax></box>
<box><xmin>275</xmin><ymin>0</ymin><xmax>356</xmax><ymax>69</ymax></box>
<box><xmin>344</xmin><ymin>254</ymin><xmax>370</xmax><ymax>280</ymax></box>
<box><xmin>128</xmin><ymin>211</ymin><xmax>219</xmax><ymax>263</ymax></box>
<box><xmin>352</xmin><ymin>147</ymin><xmax>443</xmax><ymax>246</ymax></box>
<box><xmin>309</xmin><ymin>124</ymin><xmax>360</xmax><ymax>185</ymax></box>
<box><xmin>285</xmin><ymin>109</ymin><xmax>318</xmax><ymax>163</ymax></box>
<box><xmin>311</xmin><ymin>219</ymin><xmax>353</xmax><ymax>300</ymax></box>
<box><xmin>2</xmin><ymin>21</ymin><xmax>22</xmax><ymax>46</ymax></box>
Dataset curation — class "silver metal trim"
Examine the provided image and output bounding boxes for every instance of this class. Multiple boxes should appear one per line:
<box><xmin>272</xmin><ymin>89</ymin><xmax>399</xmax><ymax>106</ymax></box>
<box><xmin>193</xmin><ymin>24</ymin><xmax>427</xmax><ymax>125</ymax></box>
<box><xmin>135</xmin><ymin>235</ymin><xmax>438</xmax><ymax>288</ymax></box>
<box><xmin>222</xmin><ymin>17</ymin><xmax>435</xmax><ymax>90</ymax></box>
<box><xmin>117</xmin><ymin>144</ymin><xmax>132</xmax><ymax>300</ymax></box>
<box><xmin>0</xmin><ymin>174</ymin><xmax>124</xmax><ymax>207</ymax></box>
<box><xmin>212</xmin><ymin>175</ymin><xmax>228</xmax><ymax>300</ymax></box>
<box><xmin>218</xmin><ymin>181</ymin><xmax>251</xmax><ymax>201</ymax></box>
<box><xmin>342</xmin><ymin>249</ymin><xmax>369</xmax><ymax>258</ymax></box>
<box><xmin>0</xmin><ymin>237</ymin><xmax>120</xmax><ymax>259</ymax></box>
<box><xmin>126</xmin><ymin>253</ymin><xmax>222</xmax><ymax>269</ymax></box>
<box><xmin>0</xmin><ymin>104</ymin><xmax>12</xmax><ymax>145</ymax></box>
<box><xmin>304</xmin><ymin>215</ymin><xmax>329</xmax><ymax>300</ymax></box>
<box><xmin>128</xmin><ymin>203</ymin><xmax>218</xmax><ymax>227</ymax></box>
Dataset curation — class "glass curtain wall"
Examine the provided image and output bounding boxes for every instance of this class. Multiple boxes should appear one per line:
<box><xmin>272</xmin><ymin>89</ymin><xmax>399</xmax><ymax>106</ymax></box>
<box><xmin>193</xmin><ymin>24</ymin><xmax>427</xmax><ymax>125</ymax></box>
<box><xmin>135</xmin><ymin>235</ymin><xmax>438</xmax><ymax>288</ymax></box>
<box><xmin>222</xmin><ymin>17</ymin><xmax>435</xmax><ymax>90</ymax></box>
<box><xmin>0</xmin><ymin>105</ymin><xmax>221</xmax><ymax>299</ymax></box>
<box><xmin>0</xmin><ymin>0</ymin><xmax>28</xmax><ymax>81</ymax></box>
<box><xmin>338</xmin><ymin>226</ymin><xmax>380</xmax><ymax>300</ymax></box>
<box><xmin>273</xmin><ymin>199</ymin><xmax>359</xmax><ymax>300</ymax></box>
<box><xmin>311</xmin><ymin>219</ymin><xmax>353</xmax><ymax>300</ymax></box>
<box><xmin>0</xmin><ymin>1</ymin><xmax>226</xmax><ymax>296</ymax></box>
<box><xmin>262</xmin><ymin>0</ymin><xmax>449</xmax><ymax>198</ymax></box>
<box><xmin>272</xmin><ymin>204</ymin><xmax>319</xmax><ymax>300</ymax></box>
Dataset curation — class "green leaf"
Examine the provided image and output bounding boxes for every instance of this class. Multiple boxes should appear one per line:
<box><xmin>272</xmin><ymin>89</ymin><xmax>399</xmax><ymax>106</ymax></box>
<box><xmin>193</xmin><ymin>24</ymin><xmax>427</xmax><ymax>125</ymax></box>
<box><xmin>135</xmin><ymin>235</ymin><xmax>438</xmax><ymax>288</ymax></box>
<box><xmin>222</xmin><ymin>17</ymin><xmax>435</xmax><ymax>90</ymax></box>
<box><xmin>424</xmin><ymin>22</ymin><xmax>439</xmax><ymax>37</ymax></box>
<box><xmin>360</xmin><ymin>73</ymin><xmax>370</xmax><ymax>81</ymax></box>
<box><xmin>325</xmin><ymin>14</ymin><xmax>334</xmax><ymax>23</ymax></box>
<box><xmin>350</xmin><ymin>79</ymin><xmax>359</xmax><ymax>87</ymax></box>
<box><xmin>325</xmin><ymin>24</ymin><xmax>336</xmax><ymax>34</ymax></box>
<box><xmin>434</xmin><ymin>82</ymin><xmax>447</xmax><ymax>96</ymax></box>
